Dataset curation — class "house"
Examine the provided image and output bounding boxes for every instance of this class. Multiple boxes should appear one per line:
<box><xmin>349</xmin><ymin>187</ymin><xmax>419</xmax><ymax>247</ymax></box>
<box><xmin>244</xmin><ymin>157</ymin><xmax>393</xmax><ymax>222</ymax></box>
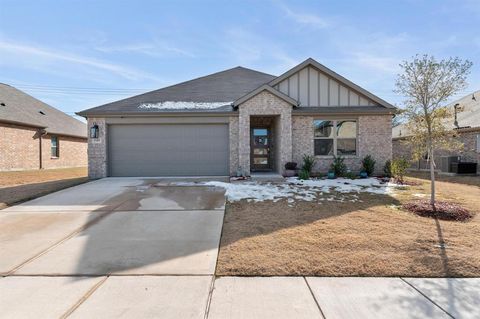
<box><xmin>77</xmin><ymin>58</ymin><xmax>395</xmax><ymax>178</ymax></box>
<box><xmin>392</xmin><ymin>90</ymin><xmax>480</xmax><ymax>173</ymax></box>
<box><xmin>0</xmin><ymin>84</ymin><xmax>87</xmax><ymax>171</ymax></box>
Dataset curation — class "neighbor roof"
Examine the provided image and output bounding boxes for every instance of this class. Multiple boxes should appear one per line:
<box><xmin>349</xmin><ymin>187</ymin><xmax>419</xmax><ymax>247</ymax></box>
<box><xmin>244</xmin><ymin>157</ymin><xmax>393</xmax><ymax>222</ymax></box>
<box><xmin>392</xmin><ymin>90</ymin><xmax>480</xmax><ymax>138</ymax></box>
<box><xmin>77</xmin><ymin>67</ymin><xmax>275</xmax><ymax>116</ymax></box>
<box><xmin>0</xmin><ymin>84</ymin><xmax>87</xmax><ymax>138</ymax></box>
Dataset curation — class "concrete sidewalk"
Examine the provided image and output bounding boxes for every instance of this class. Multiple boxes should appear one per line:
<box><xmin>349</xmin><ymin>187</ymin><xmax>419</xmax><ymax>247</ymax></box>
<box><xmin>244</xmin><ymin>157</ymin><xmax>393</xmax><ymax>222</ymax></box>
<box><xmin>1</xmin><ymin>276</ymin><xmax>479</xmax><ymax>318</ymax></box>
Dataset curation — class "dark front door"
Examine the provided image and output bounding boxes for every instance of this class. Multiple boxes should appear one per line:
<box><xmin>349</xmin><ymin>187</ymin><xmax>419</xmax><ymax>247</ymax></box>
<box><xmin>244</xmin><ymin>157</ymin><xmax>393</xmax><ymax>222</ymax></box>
<box><xmin>251</xmin><ymin>127</ymin><xmax>272</xmax><ymax>171</ymax></box>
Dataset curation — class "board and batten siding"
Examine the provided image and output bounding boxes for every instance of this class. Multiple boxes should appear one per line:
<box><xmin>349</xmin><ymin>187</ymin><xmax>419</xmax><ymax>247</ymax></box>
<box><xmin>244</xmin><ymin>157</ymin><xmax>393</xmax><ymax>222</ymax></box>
<box><xmin>274</xmin><ymin>66</ymin><xmax>377</xmax><ymax>107</ymax></box>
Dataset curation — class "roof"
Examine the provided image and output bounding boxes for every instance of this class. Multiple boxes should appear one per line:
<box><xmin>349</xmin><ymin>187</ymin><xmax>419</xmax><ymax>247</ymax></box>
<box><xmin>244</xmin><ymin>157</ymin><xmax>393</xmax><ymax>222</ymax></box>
<box><xmin>232</xmin><ymin>84</ymin><xmax>298</xmax><ymax>107</ymax></box>
<box><xmin>392</xmin><ymin>90</ymin><xmax>480</xmax><ymax>138</ymax></box>
<box><xmin>293</xmin><ymin>106</ymin><xmax>395</xmax><ymax>115</ymax></box>
<box><xmin>269</xmin><ymin>58</ymin><xmax>396</xmax><ymax>109</ymax></box>
<box><xmin>78</xmin><ymin>58</ymin><xmax>396</xmax><ymax>116</ymax></box>
<box><xmin>0</xmin><ymin>84</ymin><xmax>87</xmax><ymax>138</ymax></box>
<box><xmin>77</xmin><ymin>67</ymin><xmax>275</xmax><ymax>116</ymax></box>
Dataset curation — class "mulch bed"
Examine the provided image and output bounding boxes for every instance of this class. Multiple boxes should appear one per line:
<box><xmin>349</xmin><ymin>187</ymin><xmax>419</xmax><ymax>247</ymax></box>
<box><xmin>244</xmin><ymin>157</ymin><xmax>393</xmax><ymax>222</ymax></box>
<box><xmin>403</xmin><ymin>200</ymin><xmax>474</xmax><ymax>221</ymax></box>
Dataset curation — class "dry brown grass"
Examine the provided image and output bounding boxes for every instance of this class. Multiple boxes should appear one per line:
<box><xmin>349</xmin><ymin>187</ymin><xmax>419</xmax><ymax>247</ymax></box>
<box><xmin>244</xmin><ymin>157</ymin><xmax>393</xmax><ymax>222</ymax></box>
<box><xmin>0</xmin><ymin>167</ymin><xmax>88</xmax><ymax>209</ymax></box>
<box><xmin>216</xmin><ymin>175</ymin><xmax>480</xmax><ymax>277</ymax></box>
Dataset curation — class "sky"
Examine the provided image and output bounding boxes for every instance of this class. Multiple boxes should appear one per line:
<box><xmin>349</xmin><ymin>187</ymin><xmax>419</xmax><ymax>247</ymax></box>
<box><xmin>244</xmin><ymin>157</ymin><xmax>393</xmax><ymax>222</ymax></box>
<box><xmin>1</xmin><ymin>0</ymin><xmax>479</xmax><ymax>122</ymax></box>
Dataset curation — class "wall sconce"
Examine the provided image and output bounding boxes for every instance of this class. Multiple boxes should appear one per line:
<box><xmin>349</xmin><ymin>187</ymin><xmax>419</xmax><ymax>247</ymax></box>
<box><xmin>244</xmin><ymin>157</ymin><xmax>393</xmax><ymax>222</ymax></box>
<box><xmin>90</xmin><ymin>123</ymin><xmax>99</xmax><ymax>138</ymax></box>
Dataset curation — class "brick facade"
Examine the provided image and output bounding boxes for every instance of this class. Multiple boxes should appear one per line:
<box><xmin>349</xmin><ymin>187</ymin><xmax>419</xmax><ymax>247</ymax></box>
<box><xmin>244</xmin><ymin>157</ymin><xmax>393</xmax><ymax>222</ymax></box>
<box><xmin>393</xmin><ymin>129</ymin><xmax>480</xmax><ymax>172</ymax></box>
<box><xmin>0</xmin><ymin>122</ymin><xmax>87</xmax><ymax>171</ymax></box>
<box><xmin>87</xmin><ymin>118</ymin><xmax>108</xmax><ymax>179</ymax></box>
<box><xmin>87</xmin><ymin>100</ymin><xmax>393</xmax><ymax>177</ymax></box>
<box><xmin>237</xmin><ymin>90</ymin><xmax>293</xmax><ymax>175</ymax></box>
<box><xmin>292</xmin><ymin>115</ymin><xmax>392</xmax><ymax>174</ymax></box>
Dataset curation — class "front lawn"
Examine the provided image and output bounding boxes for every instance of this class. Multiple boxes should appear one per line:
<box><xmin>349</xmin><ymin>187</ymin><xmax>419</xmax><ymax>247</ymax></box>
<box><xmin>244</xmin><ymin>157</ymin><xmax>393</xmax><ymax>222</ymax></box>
<box><xmin>216</xmin><ymin>175</ymin><xmax>480</xmax><ymax>277</ymax></box>
<box><xmin>0</xmin><ymin>167</ymin><xmax>88</xmax><ymax>209</ymax></box>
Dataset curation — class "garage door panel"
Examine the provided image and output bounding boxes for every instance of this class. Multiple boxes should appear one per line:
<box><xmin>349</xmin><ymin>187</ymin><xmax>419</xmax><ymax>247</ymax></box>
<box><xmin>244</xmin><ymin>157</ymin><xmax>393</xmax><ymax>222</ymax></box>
<box><xmin>108</xmin><ymin>124</ymin><xmax>229</xmax><ymax>176</ymax></box>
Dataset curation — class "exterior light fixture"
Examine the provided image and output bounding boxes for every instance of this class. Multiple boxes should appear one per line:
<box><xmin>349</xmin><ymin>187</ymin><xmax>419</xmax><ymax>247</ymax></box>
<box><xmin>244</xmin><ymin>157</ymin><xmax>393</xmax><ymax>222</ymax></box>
<box><xmin>90</xmin><ymin>123</ymin><xmax>99</xmax><ymax>138</ymax></box>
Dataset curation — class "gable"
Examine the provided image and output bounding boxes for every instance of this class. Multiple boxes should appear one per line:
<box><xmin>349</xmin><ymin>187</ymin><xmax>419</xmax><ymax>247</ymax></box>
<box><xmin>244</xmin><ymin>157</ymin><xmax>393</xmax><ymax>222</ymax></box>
<box><xmin>273</xmin><ymin>65</ymin><xmax>377</xmax><ymax>107</ymax></box>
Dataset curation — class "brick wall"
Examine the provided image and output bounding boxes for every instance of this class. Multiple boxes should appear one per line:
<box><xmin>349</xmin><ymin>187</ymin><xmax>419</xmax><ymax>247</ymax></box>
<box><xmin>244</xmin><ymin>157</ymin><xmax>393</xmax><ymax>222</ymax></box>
<box><xmin>0</xmin><ymin>123</ymin><xmax>40</xmax><ymax>171</ymax></box>
<box><xmin>229</xmin><ymin>116</ymin><xmax>239</xmax><ymax>176</ymax></box>
<box><xmin>0</xmin><ymin>122</ymin><xmax>87</xmax><ymax>171</ymax></box>
<box><xmin>41</xmin><ymin>134</ymin><xmax>87</xmax><ymax>169</ymax></box>
<box><xmin>393</xmin><ymin>129</ymin><xmax>480</xmax><ymax>172</ymax></box>
<box><xmin>292</xmin><ymin>115</ymin><xmax>392</xmax><ymax>175</ymax></box>
<box><xmin>237</xmin><ymin>90</ymin><xmax>292</xmax><ymax>175</ymax></box>
<box><xmin>87</xmin><ymin>118</ymin><xmax>108</xmax><ymax>179</ymax></box>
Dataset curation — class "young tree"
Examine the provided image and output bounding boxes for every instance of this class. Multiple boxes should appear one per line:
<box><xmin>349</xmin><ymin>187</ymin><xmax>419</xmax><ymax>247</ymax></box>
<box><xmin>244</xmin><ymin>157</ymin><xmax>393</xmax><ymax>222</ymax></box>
<box><xmin>395</xmin><ymin>55</ymin><xmax>472</xmax><ymax>205</ymax></box>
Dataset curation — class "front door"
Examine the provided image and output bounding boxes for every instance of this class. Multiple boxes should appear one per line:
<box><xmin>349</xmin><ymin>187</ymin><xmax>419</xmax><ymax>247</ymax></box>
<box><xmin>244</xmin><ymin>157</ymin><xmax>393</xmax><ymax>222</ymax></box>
<box><xmin>251</xmin><ymin>127</ymin><xmax>272</xmax><ymax>171</ymax></box>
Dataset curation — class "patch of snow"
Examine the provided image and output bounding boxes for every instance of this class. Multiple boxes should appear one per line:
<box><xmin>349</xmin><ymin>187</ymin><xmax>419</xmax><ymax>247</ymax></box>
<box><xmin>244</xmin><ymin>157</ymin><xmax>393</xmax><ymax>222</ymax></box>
<box><xmin>138</xmin><ymin>101</ymin><xmax>232</xmax><ymax>110</ymax></box>
<box><xmin>169</xmin><ymin>177</ymin><xmax>403</xmax><ymax>203</ymax></box>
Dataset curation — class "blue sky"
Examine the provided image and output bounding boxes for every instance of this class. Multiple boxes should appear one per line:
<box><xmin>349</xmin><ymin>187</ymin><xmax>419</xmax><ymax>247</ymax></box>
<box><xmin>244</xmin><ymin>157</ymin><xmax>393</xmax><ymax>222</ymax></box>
<box><xmin>1</xmin><ymin>0</ymin><xmax>479</xmax><ymax>121</ymax></box>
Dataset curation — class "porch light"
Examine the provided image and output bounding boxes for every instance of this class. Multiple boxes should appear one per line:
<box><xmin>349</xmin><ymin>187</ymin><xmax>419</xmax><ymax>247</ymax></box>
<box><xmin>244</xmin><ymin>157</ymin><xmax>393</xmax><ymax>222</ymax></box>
<box><xmin>90</xmin><ymin>123</ymin><xmax>99</xmax><ymax>138</ymax></box>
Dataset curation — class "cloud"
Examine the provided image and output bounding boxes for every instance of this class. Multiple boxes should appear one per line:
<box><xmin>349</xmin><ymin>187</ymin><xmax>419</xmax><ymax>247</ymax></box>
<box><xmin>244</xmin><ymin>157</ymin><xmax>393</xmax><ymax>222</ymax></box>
<box><xmin>223</xmin><ymin>27</ymin><xmax>298</xmax><ymax>74</ymax></box>
<box><xmin>96</xmin><ymin>41</ymin><xmax>195</xmax><ymax>58</ymax></box>
<box><xmin>0</xmin><ymin>39</ymin><xmax>161</xmax><ymax>82</ymax></box>
<box><xmin>278</xmin><ymin>2</ymin><xmax>328</xmax><ymax>29</ymax></box>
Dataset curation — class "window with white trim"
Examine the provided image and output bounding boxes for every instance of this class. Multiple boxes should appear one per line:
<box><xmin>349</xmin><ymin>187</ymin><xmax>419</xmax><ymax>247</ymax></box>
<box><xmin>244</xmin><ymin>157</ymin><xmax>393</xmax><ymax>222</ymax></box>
<box><xmin>314</xmin><ymin>120</ymin><xmax>357</xmax><ymax>156</ymax></box>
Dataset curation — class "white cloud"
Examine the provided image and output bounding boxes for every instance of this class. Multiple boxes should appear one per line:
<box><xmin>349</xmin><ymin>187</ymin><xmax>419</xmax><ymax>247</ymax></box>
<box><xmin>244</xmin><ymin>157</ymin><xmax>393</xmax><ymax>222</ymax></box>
<box><xmin>0</xmin><ymin>39</ymin><xmax>161</xmax><ymax>82</ymax></box>
<box><xmin>223</xmin><ymin>27</ymin><xmax>298</xmax><ymax>74</ymax></box>
<box><xmin>278</xmin><ymin>3</ymin><xmax>328</xmax><ymax>29</ymax></box>
<box><xmin>96</xmin><ymin>41</ymin><xmax>195</xmax><ymax>58</ymax></box>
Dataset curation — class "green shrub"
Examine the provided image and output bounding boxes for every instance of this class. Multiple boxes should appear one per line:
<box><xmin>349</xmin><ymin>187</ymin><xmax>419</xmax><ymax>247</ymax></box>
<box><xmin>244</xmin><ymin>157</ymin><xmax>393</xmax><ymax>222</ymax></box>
<box><xmin>383</xmin><ymin>160</ymin><xmax>392</xmax><ymax>177</ymax></box>
<box><xmin>362</xmin><ymin>155</ymin><xmax>376</xmax><ymax>176</ymax></box>
<box><xmin>390</xmin><ymin>158</ymin><xmax>410</xmax><ymax>184</ymax></box>
<box><xmin>330</xmin><ymin>155</ymin><xmax>347</xmax><ymax>177</ymax></box>
<box><xmin>298</xmin><ymin>169</ymin><xmax>310</xmax><ymax>180</ymax></box>
<box><xmin>302</xmin><ymin>154</ymin><xmax>316</xmax><ymax>174</ymax></box>
<box><xmin>344</xmin><ymin>171</ymin><xmax>357</xmax><ymax>179</ymax></box>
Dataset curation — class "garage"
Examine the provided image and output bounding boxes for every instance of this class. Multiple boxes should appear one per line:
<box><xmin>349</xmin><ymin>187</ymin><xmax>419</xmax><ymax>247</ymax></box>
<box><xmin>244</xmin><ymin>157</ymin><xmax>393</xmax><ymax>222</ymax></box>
<box><xmin>108</xmin><ymin>124</ymin><xmax>229</xmax><ymax>176</ymax></box>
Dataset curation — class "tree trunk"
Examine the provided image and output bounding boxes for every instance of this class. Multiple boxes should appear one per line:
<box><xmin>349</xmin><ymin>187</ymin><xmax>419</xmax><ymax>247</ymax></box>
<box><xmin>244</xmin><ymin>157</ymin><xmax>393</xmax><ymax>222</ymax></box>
<box><xmin>429</xmin><ymin>146</ymin><xmax>436</xmax><ymax>206</ymax></box>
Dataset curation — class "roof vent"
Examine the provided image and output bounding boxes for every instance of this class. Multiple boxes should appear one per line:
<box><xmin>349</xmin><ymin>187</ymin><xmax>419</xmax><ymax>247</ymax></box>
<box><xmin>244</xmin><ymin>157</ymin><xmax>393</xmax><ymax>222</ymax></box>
<box><xmin>0</xmin><ymin>102</ymin><xmax>5</xmax><ymax>106</ymax></box>
<box><xmin>39</xmin><ymin>111</ymin><xmax>46</xmax><ymax>115</ymax></box>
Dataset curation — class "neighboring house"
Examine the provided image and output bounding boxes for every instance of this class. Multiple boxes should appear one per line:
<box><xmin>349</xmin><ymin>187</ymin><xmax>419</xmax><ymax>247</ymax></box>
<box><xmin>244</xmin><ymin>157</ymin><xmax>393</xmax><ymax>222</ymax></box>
<box><xmin>392</xmin><ymin>90</ymin><xmax>480</xmax><ymax>172</ymax></box>
<box><xmin>0</xmin><ymin>84</ymin><xmax>87</xmax><ymax>171</ymax></box>
<box><xmin>77</xmin><ymin>58</ymin><xmax>395</xmax><ymax>178</ymax></box>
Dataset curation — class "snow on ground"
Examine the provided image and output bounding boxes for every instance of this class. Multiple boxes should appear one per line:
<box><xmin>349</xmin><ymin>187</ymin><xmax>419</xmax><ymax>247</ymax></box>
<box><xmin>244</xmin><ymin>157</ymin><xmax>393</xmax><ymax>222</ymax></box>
<box><xmin>138</xmin><ymin>101</ymin><xmax>232</xmax><ymax>110</ymax></box>
<box><xmin>172</xmin><ymin>177</ymin><xmax>402</xmax><ymax>203</ymax></box>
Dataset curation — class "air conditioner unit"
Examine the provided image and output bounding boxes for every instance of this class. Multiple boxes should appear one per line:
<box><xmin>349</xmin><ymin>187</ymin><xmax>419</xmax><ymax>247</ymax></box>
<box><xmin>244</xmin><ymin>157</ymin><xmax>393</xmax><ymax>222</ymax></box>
<box><xmin>439</xmin><ymin>156</ymin><xmax>460</xmax><ymax>172</ymax></box>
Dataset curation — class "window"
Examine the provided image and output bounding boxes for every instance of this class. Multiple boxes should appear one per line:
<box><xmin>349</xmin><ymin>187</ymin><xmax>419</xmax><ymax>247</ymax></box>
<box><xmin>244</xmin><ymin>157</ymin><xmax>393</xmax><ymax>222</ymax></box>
<box><xmin>314</xmin><ymin>120</ymin><xmax>357</xmax><ymax>156</ymax></box>
<box><xmin>51</xmin><ymin>136</ymin><xmax>59</xmax><ymax>157</ymax></box>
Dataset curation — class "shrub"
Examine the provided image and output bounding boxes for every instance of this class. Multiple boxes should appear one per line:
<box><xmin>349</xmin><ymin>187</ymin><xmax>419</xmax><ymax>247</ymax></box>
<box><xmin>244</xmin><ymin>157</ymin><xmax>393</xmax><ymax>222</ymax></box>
<box><xmin>285</xmin><ymin>162</ymin><xmax>297</xmax><ymax>170</ymax></box>
<box><xmin>383</xmin><ymin>160</ymin><xmax>392</xmax><ymax>177</ymax></box>
<box><xmin>390</xmin><ymin>158</ymin><xmax>410</xmax><ymax>184</ymax></box>
<box><xmin>344</xmin><ymin>171</ymin><xmax>357</xmax><ymax>179</ymax></box>
<box><xmin>362</xmin><ymin>155</ymin><xmax>376</xmax><ymax>176</ymax></box>
<box><xmin>330</xmin><ymin>155</ymin><xmax>347</xmax><ymax>177</ymax></box>
<box><xmin>298</xmin><ymin>169</ymin><xmax>310</xmax><ymax>180</ymax></box>
<box><xmin>302</xmin><ymin>154</ymin><xmax>316</xmax><ymax>174</ymax></box>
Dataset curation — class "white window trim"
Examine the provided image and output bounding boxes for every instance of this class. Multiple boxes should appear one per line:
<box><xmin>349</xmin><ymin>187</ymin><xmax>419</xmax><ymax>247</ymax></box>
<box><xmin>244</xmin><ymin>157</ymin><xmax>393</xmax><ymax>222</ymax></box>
<box><xmin>313</xmin><ymin>119</ymin><xmax>358</xmax><ymax>158</ymax></box>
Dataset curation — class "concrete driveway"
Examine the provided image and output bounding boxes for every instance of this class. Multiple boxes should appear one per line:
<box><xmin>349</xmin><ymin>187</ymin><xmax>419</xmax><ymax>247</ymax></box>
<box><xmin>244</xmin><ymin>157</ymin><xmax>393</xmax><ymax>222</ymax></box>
<box><xmin>1</xmin><ymin>177</ymin><xmax>226</xmax><ymax>276</ymax></box>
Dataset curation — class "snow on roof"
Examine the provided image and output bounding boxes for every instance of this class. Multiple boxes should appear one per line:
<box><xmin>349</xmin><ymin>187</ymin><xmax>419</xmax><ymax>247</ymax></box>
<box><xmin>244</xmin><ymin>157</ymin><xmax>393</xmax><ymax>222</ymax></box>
<box><xmin>138</xmin><ymin>101</ymin><xmax>232</xmax><ymax>110</ymax></box>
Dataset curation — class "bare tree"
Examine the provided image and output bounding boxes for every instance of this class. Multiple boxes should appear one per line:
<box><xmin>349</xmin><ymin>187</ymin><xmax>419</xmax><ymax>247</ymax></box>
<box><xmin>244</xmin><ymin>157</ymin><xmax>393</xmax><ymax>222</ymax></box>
<box><xmin>395</xmin><ymin>55</ymin><xmax>472</xmax><ymax>205</ymax></box>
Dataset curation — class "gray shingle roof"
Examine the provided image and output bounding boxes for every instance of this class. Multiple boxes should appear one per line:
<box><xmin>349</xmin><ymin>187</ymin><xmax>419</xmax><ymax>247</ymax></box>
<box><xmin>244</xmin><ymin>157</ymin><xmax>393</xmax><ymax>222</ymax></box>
<box><xmin>78</xmin><ymin>66</ymin><xmax>275</xmax><ymax>116</ymax></box>
<box><xmin>0</xmin><ymin>83</ymin><xmax>87</xmax><ymax>138</ymax></box>
<box><xmin>393</xmin><ymin>90</ymin><xmax>480</xmax><ymax>138</ymax></box>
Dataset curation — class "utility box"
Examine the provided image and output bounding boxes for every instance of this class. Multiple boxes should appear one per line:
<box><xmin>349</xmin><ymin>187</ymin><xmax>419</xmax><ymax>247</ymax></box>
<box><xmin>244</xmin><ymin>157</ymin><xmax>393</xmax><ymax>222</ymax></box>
<box><xmin>439</xmin><ymin>156</ymin><xmax>460</xmax><ymax>173</ymax></box>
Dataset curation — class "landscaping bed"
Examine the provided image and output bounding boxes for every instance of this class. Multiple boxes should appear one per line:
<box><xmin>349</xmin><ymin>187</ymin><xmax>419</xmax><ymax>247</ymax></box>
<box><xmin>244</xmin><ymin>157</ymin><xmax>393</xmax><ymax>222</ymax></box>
<box><xmin>215</xmin><ymin>176</ymin><xmax>480</xmax><ymax>277</ymax></box>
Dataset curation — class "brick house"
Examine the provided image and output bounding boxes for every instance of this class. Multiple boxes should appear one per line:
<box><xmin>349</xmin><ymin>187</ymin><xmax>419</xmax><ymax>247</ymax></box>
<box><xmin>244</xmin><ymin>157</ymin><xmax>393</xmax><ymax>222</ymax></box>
<box><xmin>0</xmin><ymin>83</ymin><xmax>87</xmax><ymax>171</ymax></box>
<box><xmin>77</xmin><ymin>58</ymin><xmax>395</xmax><ymax>179</ymax></box>
<box><xmin>393</xmin><ymin>90</ymin><xmax>480</xmax><ymax>173</ymax></box>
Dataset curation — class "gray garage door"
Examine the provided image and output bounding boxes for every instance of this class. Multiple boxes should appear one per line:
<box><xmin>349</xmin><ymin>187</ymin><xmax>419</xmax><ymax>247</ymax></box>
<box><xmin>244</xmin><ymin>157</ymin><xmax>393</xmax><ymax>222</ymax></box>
<box><xmin>108</xmin><ymin>124</ymin><xmax>229</xmax><ymax>176</ymax></box>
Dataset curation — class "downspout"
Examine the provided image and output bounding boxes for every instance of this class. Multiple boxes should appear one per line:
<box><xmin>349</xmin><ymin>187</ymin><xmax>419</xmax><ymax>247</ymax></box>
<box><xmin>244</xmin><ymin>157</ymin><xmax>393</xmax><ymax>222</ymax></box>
<box><xmin>38</xmin><ymin>129</ymin><xmax>47</xmax><ymax>169</ymax></box>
